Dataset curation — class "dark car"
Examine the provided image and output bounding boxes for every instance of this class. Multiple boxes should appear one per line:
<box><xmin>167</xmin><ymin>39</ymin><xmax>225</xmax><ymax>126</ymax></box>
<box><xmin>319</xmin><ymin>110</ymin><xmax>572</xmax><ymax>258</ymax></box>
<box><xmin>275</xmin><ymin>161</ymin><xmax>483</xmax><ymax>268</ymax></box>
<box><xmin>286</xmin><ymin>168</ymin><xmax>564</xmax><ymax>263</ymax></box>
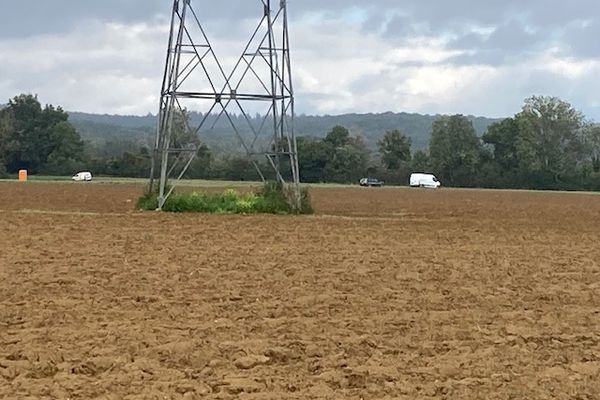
<box><xmin>359</xmin><ymin>177</ymin><xmax>384</xmax><ymax>187</ymax></box>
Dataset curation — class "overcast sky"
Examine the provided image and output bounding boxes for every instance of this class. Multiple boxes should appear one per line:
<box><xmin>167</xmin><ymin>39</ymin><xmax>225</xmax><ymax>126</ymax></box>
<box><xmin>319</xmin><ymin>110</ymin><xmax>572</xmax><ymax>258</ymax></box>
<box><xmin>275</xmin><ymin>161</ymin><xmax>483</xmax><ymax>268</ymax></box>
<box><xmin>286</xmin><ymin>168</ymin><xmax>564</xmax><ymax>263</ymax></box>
<box><xmin>1</xmin><ymin>0</ymin><xmax>600</xmax><ymax>119</ymax></box>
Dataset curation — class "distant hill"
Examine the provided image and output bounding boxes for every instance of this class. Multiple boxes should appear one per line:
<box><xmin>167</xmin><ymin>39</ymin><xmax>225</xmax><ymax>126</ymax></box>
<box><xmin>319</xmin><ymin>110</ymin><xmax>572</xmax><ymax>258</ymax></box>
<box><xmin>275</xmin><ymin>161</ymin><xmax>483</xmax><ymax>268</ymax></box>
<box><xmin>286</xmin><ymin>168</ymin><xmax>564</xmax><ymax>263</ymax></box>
<box><xmin>294</xmin><ymin>112</ymin><xmax>498</xmax><ymax>149</ymax></box>
<box><xmin>68</xmin><ymin>110</ymin><xmax>500</xmax><ymax>155</ymax></box>
<box><xmin>69</xmin><ymin>111</ymin><xmax>156</xmax><ymax>130</ymax></box>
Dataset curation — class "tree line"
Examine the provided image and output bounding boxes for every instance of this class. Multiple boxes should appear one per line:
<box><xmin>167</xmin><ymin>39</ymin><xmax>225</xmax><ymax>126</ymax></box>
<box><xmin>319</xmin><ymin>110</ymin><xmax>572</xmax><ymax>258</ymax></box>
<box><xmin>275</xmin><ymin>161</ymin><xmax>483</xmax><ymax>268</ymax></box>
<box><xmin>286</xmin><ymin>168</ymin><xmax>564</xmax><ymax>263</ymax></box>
<box><xmin>299</xmin><ymin>95</ymin><xmax>600</xmax><ymax>190</ymax></box>
<box><xmin>1</xmin><ymin>94</ymin><xmax>599</xmax><ymax>191</ymax></box>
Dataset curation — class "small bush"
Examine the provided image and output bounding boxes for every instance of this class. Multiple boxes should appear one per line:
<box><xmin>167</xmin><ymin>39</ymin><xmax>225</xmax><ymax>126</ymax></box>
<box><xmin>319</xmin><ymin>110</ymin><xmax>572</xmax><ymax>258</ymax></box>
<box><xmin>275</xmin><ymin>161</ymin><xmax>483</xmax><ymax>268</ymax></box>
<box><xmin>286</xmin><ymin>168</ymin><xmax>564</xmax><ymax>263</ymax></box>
<box><xmin>137</xmin><ymin>192</ymin><xmax>159</xmax><ymax>210</ymax></box>
<box><xmin>136</xmin><ymin>183</ymin><xmax>172</xmax><ymax>210</ymax></box>
<box><xmin>137</xmin><ymin>182</ymin><xmax>313</xmax><ymax>215</ymax></box>
<box><xmin>257</xmin><ymin>181</ymin><xmax>313</xmax><ymax>214</ymax></box>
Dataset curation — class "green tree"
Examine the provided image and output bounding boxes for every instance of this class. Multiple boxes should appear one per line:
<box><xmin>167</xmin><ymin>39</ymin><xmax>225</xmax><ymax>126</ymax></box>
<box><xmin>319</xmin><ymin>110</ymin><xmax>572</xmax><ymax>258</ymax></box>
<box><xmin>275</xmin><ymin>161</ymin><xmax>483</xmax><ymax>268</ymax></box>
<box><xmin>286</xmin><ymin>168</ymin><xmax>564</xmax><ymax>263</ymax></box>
<box><xmin>0</xmin><ymin>111</ymin><xmax>14</xmax><ymax>177</ymax></box>
<box><xmin>378</xmin><ymin>129</ymin><xmax>412</xmax><ymax>170</ymax></box>
<box><xmin>429</xmin><ymin>115</ymin><xmax>481</xmax><ymax>186</ymax></box>
<box><xmin>185</xmin><ymin>144</ymin><xmax>213</xmax><ymax>179</ymax></box>
<box><xmin>324</xmin><ymin>139</ymin><xmax>369</xmax><ymax>183</ymax></box>
<box><xmin>516</xmin><ymin>96</ymin><xmax>585</xmax><ymax>180</ymax></box>
<box><xmin>219</xmin><ymin>157</ymin><xmax>263</xmax><ymax>181</ymax></box>
<box><xmin>298</xmin><ymin>126</ymin><xmax>370</xmax><ymax>183</ymax></box>
<box><xmin>43</xmin><ymin>121</ymin><xmax>87</xmax><ymax>174</ymax></box>
<box><xmin>2</xmin><ymin>94</ymin><xmax>47</xmax><ymax>172</ymax></box>
<box><xmin>583</xmin><ymin>125</ymin><xmax>600</xmax><ymax>173</ymax></box>
<box><xmin>104</xmin><ymin>148</ymin><xmax>151</xmax><ymax>178</ymax></box>
<box><xmin>171</xmin><ymin>108</ymin><xmax>201</xmax><ymax>149</ymax></box>
<box><xmin>170</xmin><ymin>108</ymin><xmax>208</xmax><ymax>178</ymax></box>
<box><xmin>323</xmin><ymin>125</ymin><xmax>351</xmax><ymax>148</ymax></box>
<box><xmin>411</xmin><ymin>150</ymin><xmax>430</xmax><ymax>172</ymax></box>
<box><xmin>297</xmin><ymin>137</ymin><xmax>330</xmax><ymax>182</ymax></box>
<box><xmin>323</xmin><ymin>127</ymin><xmax>369</xmax><ymax>183</ymax></box>
<box><xmin>0</xmin><ymin>94</ymin><xmax>85</xmax><ymax>174</ymax></box>
<box><xmin>482</xmin><ymin>117</ymin><xmax>520</xmax><ymax>172</ymax></box>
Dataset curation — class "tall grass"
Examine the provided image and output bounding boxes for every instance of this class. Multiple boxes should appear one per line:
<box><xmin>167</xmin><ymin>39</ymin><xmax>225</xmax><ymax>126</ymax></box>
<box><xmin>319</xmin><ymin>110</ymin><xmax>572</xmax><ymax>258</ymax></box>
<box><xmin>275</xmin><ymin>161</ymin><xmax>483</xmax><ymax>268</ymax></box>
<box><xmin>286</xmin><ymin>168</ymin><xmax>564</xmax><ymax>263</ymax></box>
<box><xmin>137</xmin><ymin>182</ymin><xmax>313</xmax><ymax>215</ymax></box>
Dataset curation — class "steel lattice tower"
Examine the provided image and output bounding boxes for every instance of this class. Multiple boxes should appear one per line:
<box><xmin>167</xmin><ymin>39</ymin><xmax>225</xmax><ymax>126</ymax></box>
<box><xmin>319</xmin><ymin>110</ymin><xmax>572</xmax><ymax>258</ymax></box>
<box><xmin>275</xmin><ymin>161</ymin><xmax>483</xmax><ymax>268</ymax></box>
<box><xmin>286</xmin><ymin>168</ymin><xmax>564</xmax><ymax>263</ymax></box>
<box><xmin>149</xmin><ymin>0</ymin><xmax>300</xmax><ymax>210</ymax></box>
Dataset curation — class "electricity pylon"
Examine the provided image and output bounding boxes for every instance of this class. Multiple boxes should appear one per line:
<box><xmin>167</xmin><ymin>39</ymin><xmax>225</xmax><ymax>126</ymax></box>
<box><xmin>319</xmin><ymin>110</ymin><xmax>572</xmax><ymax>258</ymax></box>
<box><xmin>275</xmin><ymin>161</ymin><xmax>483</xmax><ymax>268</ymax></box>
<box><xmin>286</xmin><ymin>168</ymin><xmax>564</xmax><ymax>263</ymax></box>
<box><xmin>149</xmin><ymin>0</ymin><xmax>300</xmax><ymax>210</ymax></box>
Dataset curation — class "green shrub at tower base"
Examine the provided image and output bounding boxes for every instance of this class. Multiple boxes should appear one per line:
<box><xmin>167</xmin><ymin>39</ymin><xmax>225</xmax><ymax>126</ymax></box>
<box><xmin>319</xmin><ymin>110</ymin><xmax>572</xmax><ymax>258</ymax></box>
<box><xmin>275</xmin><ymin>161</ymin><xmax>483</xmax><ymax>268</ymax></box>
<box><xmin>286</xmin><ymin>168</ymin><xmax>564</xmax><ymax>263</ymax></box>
<box><xmin>137</xmin><ymin>182</ymin><xmax>313</xmax><ymax>215</ymax></box>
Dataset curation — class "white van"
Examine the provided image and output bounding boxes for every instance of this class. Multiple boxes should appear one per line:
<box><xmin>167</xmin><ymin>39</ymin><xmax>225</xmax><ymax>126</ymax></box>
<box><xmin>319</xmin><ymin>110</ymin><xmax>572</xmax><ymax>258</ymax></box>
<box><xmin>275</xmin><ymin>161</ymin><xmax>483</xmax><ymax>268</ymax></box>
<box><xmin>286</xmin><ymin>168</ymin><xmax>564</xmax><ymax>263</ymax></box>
<box><xmin>72</xmin><ymin>171</ymin><xmax>93</xmax><ymax>182</ymax></box>
<box><xmin>410</xmin><ymin>173</ymin><xmax>440</xmax><ymax>189</ymax></box>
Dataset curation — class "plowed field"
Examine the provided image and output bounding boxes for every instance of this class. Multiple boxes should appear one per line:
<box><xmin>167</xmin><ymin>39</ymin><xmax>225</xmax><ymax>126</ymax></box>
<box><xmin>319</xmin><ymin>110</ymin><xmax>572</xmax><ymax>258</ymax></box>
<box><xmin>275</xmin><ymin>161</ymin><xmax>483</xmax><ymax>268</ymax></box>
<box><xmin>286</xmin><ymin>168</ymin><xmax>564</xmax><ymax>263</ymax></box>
<box><xmin>1</xmin><ymin>182</ymin><xmax>599</xmax><ymax>399</ymax></box>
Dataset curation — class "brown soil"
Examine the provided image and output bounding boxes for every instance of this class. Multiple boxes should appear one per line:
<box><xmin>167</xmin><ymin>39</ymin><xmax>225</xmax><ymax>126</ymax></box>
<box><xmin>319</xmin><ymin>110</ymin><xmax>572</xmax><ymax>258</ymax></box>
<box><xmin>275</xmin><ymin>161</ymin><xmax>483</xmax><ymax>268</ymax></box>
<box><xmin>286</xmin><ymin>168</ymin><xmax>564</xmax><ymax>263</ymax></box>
<box><xmin>1</xmin><ymin>182</ymin><xmax>599</xmax><ymax>399</ymax></box>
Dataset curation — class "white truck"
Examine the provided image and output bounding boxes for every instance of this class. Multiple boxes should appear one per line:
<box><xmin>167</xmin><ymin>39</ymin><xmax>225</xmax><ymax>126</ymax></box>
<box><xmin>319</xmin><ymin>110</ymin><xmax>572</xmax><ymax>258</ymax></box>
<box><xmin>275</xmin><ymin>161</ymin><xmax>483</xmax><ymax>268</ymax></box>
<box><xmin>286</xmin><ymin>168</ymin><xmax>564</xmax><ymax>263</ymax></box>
<box><xmin>410</xmin><ymin>173</ymin><xmax>440</xmax><ymax>189</ymax></box>
<box><xmin>72</xmin><ymin>171</ymin><xmax>93</xmax><ymax>182</ymax></box>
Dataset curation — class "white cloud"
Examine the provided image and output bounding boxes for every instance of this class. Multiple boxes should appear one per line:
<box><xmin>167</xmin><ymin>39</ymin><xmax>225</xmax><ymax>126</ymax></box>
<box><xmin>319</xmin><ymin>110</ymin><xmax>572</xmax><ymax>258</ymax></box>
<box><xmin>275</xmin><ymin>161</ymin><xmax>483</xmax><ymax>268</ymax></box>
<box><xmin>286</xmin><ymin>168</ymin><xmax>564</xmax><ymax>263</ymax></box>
<box><xmin>541</xmin><ymin>55</ymin><xmax>598</xmax><ymax>79</ymax></box>
<box><xmin>0</xmin><ymin>21</ymin><xmax>166</xmax><ymax>114</ymax></box>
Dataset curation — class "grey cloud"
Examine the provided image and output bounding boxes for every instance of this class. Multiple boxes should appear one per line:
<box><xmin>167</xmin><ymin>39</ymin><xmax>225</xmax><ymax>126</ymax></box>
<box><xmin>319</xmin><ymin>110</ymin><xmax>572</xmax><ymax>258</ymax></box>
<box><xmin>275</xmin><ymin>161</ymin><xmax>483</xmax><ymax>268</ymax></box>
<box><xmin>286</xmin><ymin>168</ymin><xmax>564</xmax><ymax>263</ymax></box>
<box><xmin>3</xmin><ymin>1</ymin><xmax>597</xmax><ymax>42</ymax></box>
<box><xmin>0</xmin><ymin>1</ymin><xmax>288</xmax><ymax>38</ymax></box>
<box><xmin>448</xmin><ymin>52</ymin><xmax>510</xmax><ymax>67</ymax></box>
<box><xmin>0</xmin><ymin>1</ymin><xmax>166</xmax><ymax>37</ymax></box>
<box><xmin>382</xmin><ymin>14</ymin><xmax>423</xmax><ymax>39</ymax></box>
<box><xmin>561</xmin><ymin>21</ymin><xmax>600</xmax><ymax>58</ymax></box>
<box><xmin>380</xmin><ymin>0</ymin><xmax>594</xmax><ymax>31</ymax></box>
<box><xmin>476</xmin><ymin>22</ymin><xmax>541</xmax><ymax>52</ymax></box>
<box><xmin>446</xmin><ymin>21</ymin><xmax>545</xmax><ymax>66</ymax></box>
<box><xmin>2</xmin><ymin>0</ymin><xmax>600</xmax><ymax>118</ymax></box>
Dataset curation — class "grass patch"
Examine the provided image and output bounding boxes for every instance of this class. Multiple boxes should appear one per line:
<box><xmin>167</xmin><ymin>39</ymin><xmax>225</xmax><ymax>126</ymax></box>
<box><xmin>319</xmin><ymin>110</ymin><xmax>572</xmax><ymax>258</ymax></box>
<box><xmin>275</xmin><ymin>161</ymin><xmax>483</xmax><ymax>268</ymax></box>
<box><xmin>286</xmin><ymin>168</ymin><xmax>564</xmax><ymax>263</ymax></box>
<box><xmin>137</xmin><ymin>182</ymin><xmax>313</xmax><ymax>215</ymax></box>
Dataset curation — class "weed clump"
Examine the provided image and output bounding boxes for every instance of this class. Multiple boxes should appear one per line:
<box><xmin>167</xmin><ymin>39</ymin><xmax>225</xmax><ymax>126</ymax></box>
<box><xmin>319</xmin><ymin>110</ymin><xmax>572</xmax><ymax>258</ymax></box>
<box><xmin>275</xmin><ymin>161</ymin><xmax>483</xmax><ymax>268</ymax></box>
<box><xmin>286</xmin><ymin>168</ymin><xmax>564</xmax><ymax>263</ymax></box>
<box><xmin>136</xmin><ymin>191</ymin><xmax>159</xmax><ymax>210</ymax></box>
<box><xmin>137</xmin><ymin>182</ymin><xmax>313</xmax><ymax>215</ymax></box>
<box><xmin>257</xmin><ymin>181</ymin><xmax>313</xmax><ymax>214</ymax></box>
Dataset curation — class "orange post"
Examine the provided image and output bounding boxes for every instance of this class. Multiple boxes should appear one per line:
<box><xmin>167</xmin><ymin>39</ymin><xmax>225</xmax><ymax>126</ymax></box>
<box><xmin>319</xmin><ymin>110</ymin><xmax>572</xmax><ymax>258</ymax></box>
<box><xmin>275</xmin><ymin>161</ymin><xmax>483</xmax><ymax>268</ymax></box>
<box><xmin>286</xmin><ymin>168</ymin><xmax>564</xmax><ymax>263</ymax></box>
<box><xmin>18</xmin><ymin>169</ymin><xmax>28</xmax><ymax>182</ymax></box>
